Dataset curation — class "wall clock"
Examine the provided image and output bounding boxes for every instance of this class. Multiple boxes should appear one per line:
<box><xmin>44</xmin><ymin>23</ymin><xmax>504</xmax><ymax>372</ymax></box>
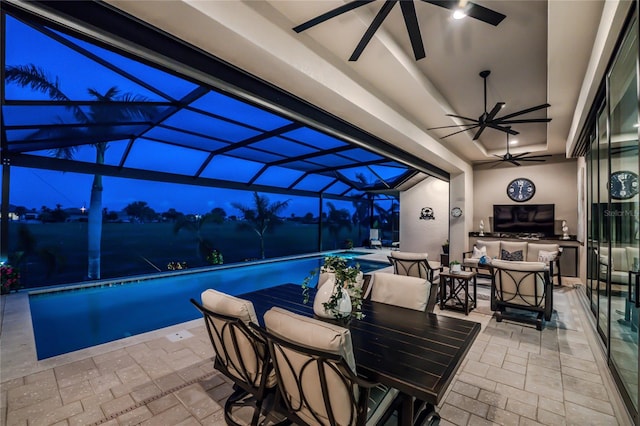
<box><xmin>507</xmin><ymin>178</ymin><xmax>535</xmax><ymax>202</ymax></box>
<box><xmin>451</xmin><ymin>207</ymin><xmax>463</xmax><ymax>217</ymax></box>
<box><xmin>609</xmin><ymin>171</ymin><xmax>639</xmax><ymax>200</ymax></box>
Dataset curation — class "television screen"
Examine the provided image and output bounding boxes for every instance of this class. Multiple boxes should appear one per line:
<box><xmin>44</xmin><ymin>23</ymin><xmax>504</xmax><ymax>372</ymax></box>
<box><xmin>492</xmin><ymin>204</ymin><xmax>555</xmax><ymax>236</ymax></box>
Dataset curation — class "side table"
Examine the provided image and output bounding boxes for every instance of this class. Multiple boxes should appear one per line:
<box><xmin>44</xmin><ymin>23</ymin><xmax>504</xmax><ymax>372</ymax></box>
<box><xmin>440</xmin><ymin>270</ymin><xmax>477</xmax><ymax>315</ymax></box>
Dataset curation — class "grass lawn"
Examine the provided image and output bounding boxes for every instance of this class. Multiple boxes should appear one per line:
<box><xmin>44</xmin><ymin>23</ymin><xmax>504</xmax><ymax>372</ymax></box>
<box><xmin>8</xmin><ymin>221</ymin><xmax>365</xmax><ymax>288</ymax></box>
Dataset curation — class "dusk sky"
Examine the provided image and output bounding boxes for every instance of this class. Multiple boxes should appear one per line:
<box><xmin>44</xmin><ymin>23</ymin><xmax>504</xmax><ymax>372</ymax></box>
<box><xmin>3</xmin><ymin>13</ymin><xmax>398</xmax><ymax>219</ymax></box>
<box><xmin>7</xmin><ymin>166</ymin><xmax>323</xmax><ymax>217</ymax></box>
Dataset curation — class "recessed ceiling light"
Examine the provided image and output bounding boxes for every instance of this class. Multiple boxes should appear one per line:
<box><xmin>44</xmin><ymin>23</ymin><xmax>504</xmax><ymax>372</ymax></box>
<box><xmin>452</xmin><ymin>8</ymin><xmax>466</xmax><ymax>19</ymax></box>
<box><xmin>510</xmin><ymin>139</ymin><xmax>518</xmax><ymax>145</ymax></box>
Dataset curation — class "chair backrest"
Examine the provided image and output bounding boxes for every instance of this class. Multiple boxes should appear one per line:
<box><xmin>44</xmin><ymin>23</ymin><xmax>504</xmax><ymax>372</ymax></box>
<box><xmin>191</xmin><ymin>289</ymin><xmax>273</xmax><ymax>392</ymax></box>
<box><xmin>387</xmin><ymin>251</ymin><xmax>431</xmax><ymax>279</ymax></box>
<box><xmin>370</xmin><ymin>229</ymin><xmax>380</xmax><ymax>241</ymax></box>
<box><xmin>262</xmin><ymin>307</ymin><xmax>365</xmax><ymax>425</ymax></box>
<box><xmin>491</xmin><ymin>259</ymin><xmax>549</xmax><ymax>308</ymax></box>
<box><xmin>370</xmin><ymin>272</ymin><xmax>430</xmax><ymax>311</ymax></box>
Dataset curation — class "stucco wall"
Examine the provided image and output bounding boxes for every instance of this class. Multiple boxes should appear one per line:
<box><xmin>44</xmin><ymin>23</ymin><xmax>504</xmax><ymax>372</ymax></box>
<box><xmin>399</xmin><ymin>177</ymin><xmax>449</xmax><ymax>261</ymax></box>
<box><xmin>473</xmin><ymin>160</ymin><xmax>579</xmax><ymax>236</ymax></box>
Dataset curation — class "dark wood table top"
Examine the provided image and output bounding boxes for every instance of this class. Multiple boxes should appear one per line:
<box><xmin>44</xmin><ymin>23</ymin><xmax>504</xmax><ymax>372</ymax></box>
<box><xmin>240</xmin><ymin>283</ymin><xmax>481</xmax><ymax>405</ymax></box>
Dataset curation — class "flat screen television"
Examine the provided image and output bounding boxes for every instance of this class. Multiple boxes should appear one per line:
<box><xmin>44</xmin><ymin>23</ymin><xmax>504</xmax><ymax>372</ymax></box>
<box><xmin>492</xmin><ymin>204</ymin><xmax>555</xmax><ymax>236</ymax></box>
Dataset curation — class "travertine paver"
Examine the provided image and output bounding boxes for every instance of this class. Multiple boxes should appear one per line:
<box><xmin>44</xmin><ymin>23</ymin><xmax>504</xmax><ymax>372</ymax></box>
<box><xmin>0</xmin><ymin>279</ymin><xmax>633</xmax><ymax>426</ymax></box>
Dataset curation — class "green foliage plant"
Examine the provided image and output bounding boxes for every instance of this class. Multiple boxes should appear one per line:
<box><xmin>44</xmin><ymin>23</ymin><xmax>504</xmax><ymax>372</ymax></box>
<box><xmin>302</xmin><ymin>255</ymin><xmax>364</xmax><ymax>320</ymax></box>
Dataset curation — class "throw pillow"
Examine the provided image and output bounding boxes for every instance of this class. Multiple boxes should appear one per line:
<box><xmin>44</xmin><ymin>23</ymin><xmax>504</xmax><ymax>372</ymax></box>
<box><xmin>537</xmin><ymin>250</ymin><xmax>558</xmax><ymax>265</ymax></box>
<box><xmin>501</xmin><ymin>249</ymin><xmax>524</xmax><ymax>261</ymax></box>
<box><xmin>479</xmin><ymin>255</ymin><xmax>491</xmax><ymax>265</ymax></box>
<box><xmin>472</xmin><ymin>245</ymin><xmax>487</xmax><ymax>259</ymax></box>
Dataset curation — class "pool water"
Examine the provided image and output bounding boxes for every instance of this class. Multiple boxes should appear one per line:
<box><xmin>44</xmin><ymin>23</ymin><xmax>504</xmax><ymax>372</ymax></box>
<box><xmin>29</xmin><ymin>254</ymin><xmax>388</xmax><ymax>359</ymax></box>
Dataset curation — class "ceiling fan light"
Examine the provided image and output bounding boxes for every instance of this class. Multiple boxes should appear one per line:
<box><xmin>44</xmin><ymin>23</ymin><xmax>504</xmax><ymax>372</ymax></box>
<box><xmin>452</xmin><ymin>8</ymin><xmax>466</xmax><ymax>20</ymax></box>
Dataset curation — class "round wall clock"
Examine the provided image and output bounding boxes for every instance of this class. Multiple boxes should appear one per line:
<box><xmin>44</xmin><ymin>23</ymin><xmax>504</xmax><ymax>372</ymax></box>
<box><xmin>609</xmin><ymin>171</ymin><xmax>639</xmax><ymax>200</ymax></box>
<box><xmin>451</xmin><ymin>207</ymin><xmax>463</xmax><ymax>217</ymax></box>
<box><xmin>507</xmin><ymin>178</ymin><xmax>535</xmax><ymax>202</ymax></box>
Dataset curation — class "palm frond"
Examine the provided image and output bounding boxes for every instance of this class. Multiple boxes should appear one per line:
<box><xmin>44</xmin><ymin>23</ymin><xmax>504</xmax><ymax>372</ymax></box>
<box><xmin>5</xmin><ymin>64</ymin><xmax>89</xmax><ymax>123</ymax></box>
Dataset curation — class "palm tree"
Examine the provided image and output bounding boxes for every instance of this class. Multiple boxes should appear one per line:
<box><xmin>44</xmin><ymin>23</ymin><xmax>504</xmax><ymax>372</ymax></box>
<box><xmin>6</xmin><ymin>64</ymin><xmax>158</xmax><ymax>279</ymax></box>
<box><xmin>324</xmin><ymin>202</ymin><xmax>353</xmax><ymax>249</ymax></box>
<box><xmin>232</xmin><ymin>192</ymin><xmax>290</xmax><ymax>259</ymax></box>
<box><xmin>173</xmin><ymin>213</ymin><xmax>224</xmax><ymax>261</ymax></box>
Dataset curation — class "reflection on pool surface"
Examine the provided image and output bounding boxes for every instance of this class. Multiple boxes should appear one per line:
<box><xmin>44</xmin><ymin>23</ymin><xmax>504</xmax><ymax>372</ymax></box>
<box><xmin>29</xmin><ymin>253</ymin><xmax>388</xmax><ymax>359</ymax></box>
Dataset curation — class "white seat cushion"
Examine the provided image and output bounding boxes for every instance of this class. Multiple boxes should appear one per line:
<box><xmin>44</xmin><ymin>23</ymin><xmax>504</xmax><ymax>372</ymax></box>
<box><xmin>370</xmin><ymin>272</ymin><xmax>430</xmax><ymax>311</ymax></box>
<box><xmin>201</xmin><ymin>289</ymin><xmax>258</xmax><ymax>324</ymax></box>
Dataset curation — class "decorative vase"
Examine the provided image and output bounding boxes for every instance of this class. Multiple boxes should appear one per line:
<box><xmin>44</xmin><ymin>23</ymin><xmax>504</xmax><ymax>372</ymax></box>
<box><xmin>313</xmin><ymin>274</ymin><xmax>353</xmax><ymax>319</ymax></box>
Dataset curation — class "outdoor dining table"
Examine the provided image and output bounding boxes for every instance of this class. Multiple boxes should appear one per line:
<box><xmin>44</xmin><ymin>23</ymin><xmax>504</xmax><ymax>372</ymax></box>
<box><xmin>240</xmin><ymin>283</ymin><xmax>481</xmax><ymax>425</ymax></box>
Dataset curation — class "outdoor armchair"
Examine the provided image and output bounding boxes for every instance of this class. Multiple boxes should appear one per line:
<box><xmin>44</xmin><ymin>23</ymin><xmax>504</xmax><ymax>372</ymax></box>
<box><xmin>490</xmin><ymin>259</ymin><xmax>553</xmax><ymax>330</ymax></box>
<box><xmin>256</xmin><ymin>307</ymin><xmax>400</xmax><ymax>426</ymax></box>
<box><xmin>190</xmin><ymin>289</ymin><xmax>280</xmax><ymax>426</ymax></box>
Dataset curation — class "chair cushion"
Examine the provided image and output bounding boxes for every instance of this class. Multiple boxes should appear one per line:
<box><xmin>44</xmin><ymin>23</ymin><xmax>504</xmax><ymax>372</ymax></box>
<box><xmin>501</xmin><ymin>249</ymin><xmax>524</xmax><ymax>261</ymax></box>
<box><xmin>264</xmin><ymin>307</ymin><xmax>356</xmax><ymax>372</ymax></box>
<box><xmin>370</xmin><ymin>272</ymin><xmax>429</xmax><ymax>311</ymax></box>
<box><xmin>537</xmin><ymin>250</ymin><xmax>558</xmax><ymax>265</ymax></box>
<box><xmin>390</xmin><ymin>251</ymin><xmax>429</xmax><ymax>261</ymax></box>
<box><xmin>472</xmin><ymin>246</ymin><xmax>487</xmax><ymax>259</ymax></box>
<box><xmin>201</xmin><ymin>289</ymin><xmax>258</xmax><ymax>325</ymax></box>
<box><xmin>476</xmin><ymin>240</ymin><xmax>501</xmax><ymax>258</ymax></box>
<box><xmin>527</xmin><ymin>243</ymin><xmax>560</xmax><ymax>262</ymax></box>
<box><xmin>500</xmin><ymin>241</ymin><xmax>528</xmax><ymax>259</ymax></box>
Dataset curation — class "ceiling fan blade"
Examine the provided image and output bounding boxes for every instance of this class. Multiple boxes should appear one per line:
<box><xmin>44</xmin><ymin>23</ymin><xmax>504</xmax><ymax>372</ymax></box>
<box><xmin>486</xmin><ymin>102</ymin><xmax>506</xmax><ymax>121</ymax></box>
<box><xmin>427</xmin><ymin>123</ymin><xmax>478</xmax><ymax>130</ymax></box>
<box><xmin>421</xmin><ymin>0</ymin><xmax>506</xmax><ymax>26</ymax></box>
<box><xmin>441</xmin><ymin>124</ymin><xmax>480</xmax><ymax>139</ymax></box>
<box><xmin>293</xmin><ymin>0</ymin><xmax>375</xmax><ymax>32</ymax></box>
<box><xmin>465</xmin><ymin>1</ymin><xmax>506</xmax><ymax>26</ymax></box>
<box><xmin>510</xmin><ymin>160</ymin><xmax>522</xmax><ymax>166</ymax></box>
<box><xmin>518</xmin><ymin>158</ymin><xmax>548</xmax><ymax>162</ymax></box>
<box><xmin>486</xmin><ymin>123</ymin><xmax>519</xmax><ymax>135</ymax></box>
<box><xmin>445</xmin><ymin>114</ymin><xmax>480</xmax><ymax>123</ymax></box>
<box><xmin>496</xmin><ymin>118</ymin><xmax>552</xmax><ymax>124</ymax></box>
<box><xmin>399</xmin><ymin>0</ymin><xmax>426</xmax><ymax>60</ymax></box>
<box><xmin>519</xmin><ymin>155</ymin><xmax>553</xmax><ymax>160</ymax></box>
<box><xmin>349</xmin><ymin>0</ymin><xmax>397</xmax><ymax>61</ymax></box>
<box><xmin>511</xmin><ymin>152</ymin><xmax>532</xmax><ymax>159</ymax></box>
<box><xmin>498</xmin><ymin>103</ymin><xmax>550</xmax><ymax>120</ymax></box>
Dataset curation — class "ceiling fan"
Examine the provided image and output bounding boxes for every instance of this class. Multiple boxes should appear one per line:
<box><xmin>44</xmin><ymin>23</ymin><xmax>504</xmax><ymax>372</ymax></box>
<box><xmin>478</xmin><ymin>127</ymin><xmax>552</xmax><ymax>167</ymax></box>
<box><xmin>293</xmin><ymin>0</ymin><xmax>506</xmax><ymax>61</ymax></box>
<box><xmin>427</xmin><ymin>70</ymin><xmax>552</xmax><ymax>140</ymax></box>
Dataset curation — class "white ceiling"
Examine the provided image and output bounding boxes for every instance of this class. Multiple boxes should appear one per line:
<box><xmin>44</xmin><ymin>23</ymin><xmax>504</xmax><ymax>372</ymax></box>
<box><xmin>105</xmin><ymin>0</ymin><xmax>605</xmax><ymax>173</ymax></box>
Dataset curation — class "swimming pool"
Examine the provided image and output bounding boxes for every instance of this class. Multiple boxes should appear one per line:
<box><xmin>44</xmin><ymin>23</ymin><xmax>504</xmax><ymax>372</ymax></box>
<box><xmin>29</xmin><ymin>253</ymin><xmax>389</xmax><ymax>359</ymax></box>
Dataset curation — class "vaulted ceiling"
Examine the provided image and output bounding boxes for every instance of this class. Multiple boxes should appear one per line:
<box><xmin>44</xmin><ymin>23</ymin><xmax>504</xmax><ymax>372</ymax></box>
<box><xmin>102</xmin><ymin>0</ymin><xmax>605</xmax><ymax>171</ymax></box>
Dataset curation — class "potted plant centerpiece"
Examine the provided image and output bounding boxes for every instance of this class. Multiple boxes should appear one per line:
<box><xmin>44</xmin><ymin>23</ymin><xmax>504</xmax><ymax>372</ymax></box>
<box><xmin>302</xmin><ymin>255</ymin><xmax>365</xmax><ymax>320</ymax></box>
<box><xmin>449</xmin><ymin>260</ymin><xmax>461</xmax><ymax>274</ymax></box>
<box><xmin>442</xmin><ymin>239</ymin><xmax>450</xmax><ymax>254</ymax></box>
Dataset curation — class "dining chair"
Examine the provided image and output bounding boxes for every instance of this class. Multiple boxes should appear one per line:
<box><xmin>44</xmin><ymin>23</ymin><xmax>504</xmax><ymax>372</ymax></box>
<box><xmin>370</xmin><ymin>272</ymin><xmax>431</xmax><ymax>312</ymax></box>
<box><xmin>386</xmin><ymin>251</ymin><xmax>442</xmax><ymax>312</ymax></box>
<box><xmin>190</xmin><ymin>289</ymin><xmax>280</xmax><ymax>426</ymax></box>
<box><xmin>489</xmin><ymin>259</ymin><xmax>553</xmax><ymax>330</ymax></box>
<box><xmin>255</xmin><ymin>307</ymin><xmax>400</xmax><ymax>426</ymax></box>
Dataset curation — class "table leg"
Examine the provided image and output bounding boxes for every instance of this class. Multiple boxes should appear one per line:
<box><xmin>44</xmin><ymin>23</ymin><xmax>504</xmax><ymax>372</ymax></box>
<box><xmin>464</xmin><ymin>278</ymin><xmax>469</xmax><ymax>315</ymax></box>
<box><xmin>398</xmin><ymin>393</ymin><xmax>414</xmax><ymax>426</ymax></box>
